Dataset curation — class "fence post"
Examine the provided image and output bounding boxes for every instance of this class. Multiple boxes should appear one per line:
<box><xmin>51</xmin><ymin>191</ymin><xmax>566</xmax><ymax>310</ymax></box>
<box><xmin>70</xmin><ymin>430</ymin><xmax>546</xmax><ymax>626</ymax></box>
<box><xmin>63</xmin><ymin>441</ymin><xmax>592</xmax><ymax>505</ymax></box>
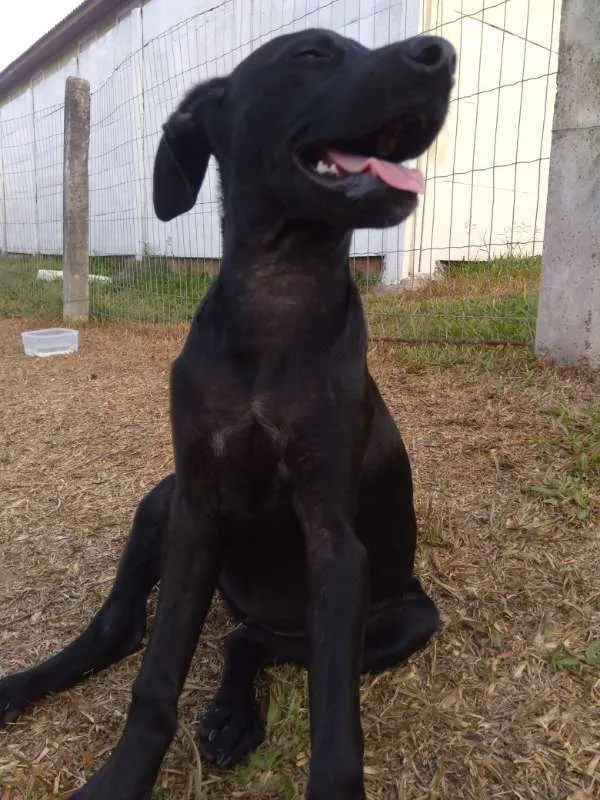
<box><xmin>63</xmin><ymin>76</ymin><xmax>91</xmax><ymax>322</ymax></box>
<box><xmin>535</xmin><ymin>0</ymin><xmax>600</xmax><ymax>368</ymax></box>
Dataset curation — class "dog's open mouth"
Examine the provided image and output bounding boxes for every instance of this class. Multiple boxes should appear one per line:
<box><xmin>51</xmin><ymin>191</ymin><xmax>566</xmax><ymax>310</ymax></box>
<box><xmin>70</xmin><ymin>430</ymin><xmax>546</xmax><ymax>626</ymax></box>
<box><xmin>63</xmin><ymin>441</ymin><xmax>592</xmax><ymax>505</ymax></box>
<box><xmin>295</xmin><ymin>110</ymin><xmax>440</xmax><ymax>195</ymax></box>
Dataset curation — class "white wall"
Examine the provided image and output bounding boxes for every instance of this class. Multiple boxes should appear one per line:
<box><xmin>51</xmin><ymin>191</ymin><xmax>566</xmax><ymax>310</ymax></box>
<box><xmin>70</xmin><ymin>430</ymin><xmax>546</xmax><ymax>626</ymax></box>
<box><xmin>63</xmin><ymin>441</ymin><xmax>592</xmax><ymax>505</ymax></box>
<box><xmin>0</xmin><ymin>0</ymin><xmax>419</xmax><ymax>271</ymax></box>
<box><xmin>407</xmin><ymin>0</ymin><xmax>561</xmax><ymax>275</ymax></box>
<box><xmin>0</xmin><ymin>0</ymin><xmax>561</xmax><ymax>282</ymax></box>
<box><xmin>1</xmin><ymin>89</ymin><xmax>37</xmax><ymax>253</ymax></box>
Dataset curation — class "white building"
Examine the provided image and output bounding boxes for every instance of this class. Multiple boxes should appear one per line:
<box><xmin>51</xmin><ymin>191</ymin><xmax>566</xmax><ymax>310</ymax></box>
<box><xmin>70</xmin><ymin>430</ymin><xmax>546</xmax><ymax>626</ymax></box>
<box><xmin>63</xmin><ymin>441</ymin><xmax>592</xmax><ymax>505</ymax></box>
<box><xmin>0</xmin><ymin>0</ymin><xmax>561</xmax><ymax>284</ymax></box>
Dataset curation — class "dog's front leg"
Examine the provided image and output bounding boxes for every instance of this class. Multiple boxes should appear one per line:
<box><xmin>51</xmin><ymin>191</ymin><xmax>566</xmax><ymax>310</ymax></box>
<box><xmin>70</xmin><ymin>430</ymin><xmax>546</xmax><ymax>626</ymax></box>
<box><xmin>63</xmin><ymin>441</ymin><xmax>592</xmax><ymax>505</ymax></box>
<box><xmin>70</xmin><ymin>490</ymin><xmax>222</xmax><ymax>800</ymax></box>
<box><xmin>295</xmin><ymin>493</ymin><xmax>368</xmax><ymax>800</ymax></box>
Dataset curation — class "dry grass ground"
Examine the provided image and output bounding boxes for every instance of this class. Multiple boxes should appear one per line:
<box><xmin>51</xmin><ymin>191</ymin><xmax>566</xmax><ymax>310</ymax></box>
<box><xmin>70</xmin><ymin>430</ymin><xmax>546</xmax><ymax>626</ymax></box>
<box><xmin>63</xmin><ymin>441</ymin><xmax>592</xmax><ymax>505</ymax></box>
<box><xmin>1</xmin><ymin>315</ymin><xmax>599</xmax><ymax>800</ymax></box>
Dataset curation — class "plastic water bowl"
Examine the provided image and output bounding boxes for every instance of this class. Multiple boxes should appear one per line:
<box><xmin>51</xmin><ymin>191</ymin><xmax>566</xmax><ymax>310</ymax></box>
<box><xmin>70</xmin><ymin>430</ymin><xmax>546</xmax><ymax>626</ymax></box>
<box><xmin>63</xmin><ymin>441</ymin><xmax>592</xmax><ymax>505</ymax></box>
<box><xmin>21</xmin><ymin>328</ymin><xmax>79</xmax><ymax>358</ymax></box>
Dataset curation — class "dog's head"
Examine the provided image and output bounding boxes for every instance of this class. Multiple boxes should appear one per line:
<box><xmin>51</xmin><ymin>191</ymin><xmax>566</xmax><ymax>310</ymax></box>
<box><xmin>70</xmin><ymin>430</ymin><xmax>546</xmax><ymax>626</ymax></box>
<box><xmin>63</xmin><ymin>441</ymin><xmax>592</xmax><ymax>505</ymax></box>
<box><xmin>153</xmin><ymin>29</ymin><xmax>455</xmax><ymax>232</ymax></box>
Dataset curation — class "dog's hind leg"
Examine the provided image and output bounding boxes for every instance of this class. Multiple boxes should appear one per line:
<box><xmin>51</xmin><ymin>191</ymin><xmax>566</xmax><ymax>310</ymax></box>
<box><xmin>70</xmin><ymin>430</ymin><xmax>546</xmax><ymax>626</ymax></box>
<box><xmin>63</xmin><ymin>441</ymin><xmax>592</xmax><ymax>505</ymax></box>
<box><xmin>198</xmin><ymin>625</ymin><xmax>268</xmax><ymax>768</ymax></box>
<box><xmin>362</xmin><ymin>577</ymin><xmax>440</xmax><ymax>674</ymax></box>
<box><xmin>357</xmin><ymin>381</ymin><xmax>441</xmax><ymax>674</ymax></box>
<box><xmin>197</xmin><ymin>585</ymin><xmax>439</xmax><ymax>770</ymax></box>
<box><xmin>198</xmin><ymin>623</ymin><xmax>309</xmax><ymax>768</ymax></box>
<box><xmin>0</xmin><ymin>474</ymin><xmax>174</xmax><ymax>727</ymax></box>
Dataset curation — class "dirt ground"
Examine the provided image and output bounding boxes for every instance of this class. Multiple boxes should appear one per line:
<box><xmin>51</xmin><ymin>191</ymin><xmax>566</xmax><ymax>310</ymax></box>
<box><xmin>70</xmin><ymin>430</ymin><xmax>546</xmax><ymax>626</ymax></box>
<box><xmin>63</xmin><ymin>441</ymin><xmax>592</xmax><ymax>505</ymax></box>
<box><xmin>1</xmin><ymin>315</ymin><xmax>599</xmax><ymax>799</ymax></box>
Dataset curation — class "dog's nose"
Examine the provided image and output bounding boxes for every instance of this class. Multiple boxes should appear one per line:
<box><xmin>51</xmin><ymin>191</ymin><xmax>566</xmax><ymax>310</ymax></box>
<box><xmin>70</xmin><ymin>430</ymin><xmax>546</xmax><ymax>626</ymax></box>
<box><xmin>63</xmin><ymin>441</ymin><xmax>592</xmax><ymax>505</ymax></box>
<box><xmin>402</xmin><ymin>36</ymin><xmax>456</xmax><ymax>77</ymax></box>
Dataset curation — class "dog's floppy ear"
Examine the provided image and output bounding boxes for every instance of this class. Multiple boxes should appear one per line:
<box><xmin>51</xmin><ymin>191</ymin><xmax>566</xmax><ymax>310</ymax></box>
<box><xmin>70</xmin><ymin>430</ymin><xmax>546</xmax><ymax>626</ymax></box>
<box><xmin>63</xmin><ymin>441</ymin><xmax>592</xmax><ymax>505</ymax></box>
<box><xmin>153</xmin><ymin>78</ymin><xmax>227</xmax><ymax>222</ymax></box>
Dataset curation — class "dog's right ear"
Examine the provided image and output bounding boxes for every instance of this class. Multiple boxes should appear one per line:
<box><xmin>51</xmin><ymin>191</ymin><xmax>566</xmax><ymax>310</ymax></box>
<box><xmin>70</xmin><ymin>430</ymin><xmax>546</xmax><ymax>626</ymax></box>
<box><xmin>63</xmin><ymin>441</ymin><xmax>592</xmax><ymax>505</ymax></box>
<box><xmin>153</xmin><ymin>78</ymin><xmax>227</xmax><ymax>222</ymax></box>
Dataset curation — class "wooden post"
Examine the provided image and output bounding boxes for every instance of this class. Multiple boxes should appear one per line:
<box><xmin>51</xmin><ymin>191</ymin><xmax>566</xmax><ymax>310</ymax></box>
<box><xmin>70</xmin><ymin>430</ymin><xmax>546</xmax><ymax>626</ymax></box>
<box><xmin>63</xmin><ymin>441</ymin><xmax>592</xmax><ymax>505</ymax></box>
<box><xmin>63</xmin><ymin>76</ymin><xmax>91</xmax><ymax>322</ymax></box>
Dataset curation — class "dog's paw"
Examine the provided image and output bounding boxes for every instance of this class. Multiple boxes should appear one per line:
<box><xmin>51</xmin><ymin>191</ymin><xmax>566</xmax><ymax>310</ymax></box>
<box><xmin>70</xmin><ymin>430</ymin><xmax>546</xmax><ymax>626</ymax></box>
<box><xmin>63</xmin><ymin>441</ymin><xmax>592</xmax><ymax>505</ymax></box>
<box><xmin>198</xmin><ymin>695</ymin><xmax>265</xmax><ymax>768</ymax></box>
<box><xmin>0</xmin><ymin>674</ymin><xmax>28</xmax><ymax>727</ymax></box>
<box><xmin>69</xmin><ymin>770</ymin><xmax>151</xmax><ymax>800</ymax></box>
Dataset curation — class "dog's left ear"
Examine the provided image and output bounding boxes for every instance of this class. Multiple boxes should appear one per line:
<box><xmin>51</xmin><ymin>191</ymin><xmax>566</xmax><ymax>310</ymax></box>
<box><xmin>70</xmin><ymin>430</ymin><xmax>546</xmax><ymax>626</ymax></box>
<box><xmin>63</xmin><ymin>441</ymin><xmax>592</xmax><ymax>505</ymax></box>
<box><xmin>153</xmin><ymin>78</ymin><xmax>227</xmax><ymax>222</ymax></box>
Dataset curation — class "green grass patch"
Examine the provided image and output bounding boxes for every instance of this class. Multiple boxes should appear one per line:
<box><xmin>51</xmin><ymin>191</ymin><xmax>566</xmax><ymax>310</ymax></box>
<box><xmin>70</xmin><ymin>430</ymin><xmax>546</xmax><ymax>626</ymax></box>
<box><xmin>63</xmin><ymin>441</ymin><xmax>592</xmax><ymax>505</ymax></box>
<box><xmin>441</xmin><ymin>253</ymin><xmax>541</xmax><ymax>282</ymax></box>
<box><xmin>547</xmin><ymin>640</ymin><xmax>600</xmax><ymax>676</ymax></box>
<box><xmin>90</xmin><ymin>266</ymin><xmax>213</xmax><ymax>324</ymax></box>
<box><xmin>0</xmin><ymin>256</ymin><xmax>214</xmax><ymax>324</ymax></box>
<box><xmin>365</xmin><ymin>291</ymin><xmax>538</xmax><ymax>342</ymax></box>
<box><xmin>214</xmin><ymin>666</ymin><xmax>308</xmax><ymax>797</ymax></box>
<box><xmin>0</xmin><ymin>257</ymin><xmax>64</xmax><ymax>318</ymax></box>
<box><xmin>0</xmin><ymin>253</ymin><xmax>541</xmax><ymax>342</ymax></box>
<box><xmin>390</xmin><ymin>343</ymin><xmax>537</xmax><ymax>373</ymax></box>
<box><xmin>529</xmin><ymin>402</ymin><xmax>600</xmax><ymax>522</ymax></box>
<box><xmin>364</xmin><ymin>254</ymin><xmax>541</xmax><ymax>343</ymax></box>
<box><xmin>543</xmin><ymin>404</ymin><xmax>600</xmax><ymax>479</ymax></box>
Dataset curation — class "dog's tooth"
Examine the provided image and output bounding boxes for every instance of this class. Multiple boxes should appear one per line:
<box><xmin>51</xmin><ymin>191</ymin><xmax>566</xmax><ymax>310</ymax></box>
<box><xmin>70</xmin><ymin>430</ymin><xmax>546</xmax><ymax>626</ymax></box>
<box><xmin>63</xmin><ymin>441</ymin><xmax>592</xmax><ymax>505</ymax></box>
<box><xmin>315</xmin><ymin>160</ymin><xmax>340</xmax><ymax>177</ymax></box>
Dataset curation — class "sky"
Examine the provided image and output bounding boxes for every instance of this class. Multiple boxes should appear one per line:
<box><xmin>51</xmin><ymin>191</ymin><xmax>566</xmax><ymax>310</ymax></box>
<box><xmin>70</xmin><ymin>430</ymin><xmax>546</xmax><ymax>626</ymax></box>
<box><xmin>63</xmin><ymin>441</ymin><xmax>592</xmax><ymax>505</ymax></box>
<box><xmin>0</xmin><ymin>0</ymin><xmax>83</xmax><ymax>72</ymax></box>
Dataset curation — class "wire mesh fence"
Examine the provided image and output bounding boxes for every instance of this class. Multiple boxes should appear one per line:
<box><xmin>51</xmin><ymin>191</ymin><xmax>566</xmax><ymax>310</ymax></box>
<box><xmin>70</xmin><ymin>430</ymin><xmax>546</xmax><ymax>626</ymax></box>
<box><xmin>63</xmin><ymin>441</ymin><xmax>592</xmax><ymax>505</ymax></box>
<box><xmin>393</xmin><ymin>0</ymin><xmax>561</xmax><ymax>345</ymax></box>
<box><xmin>0</xmin><ymin>0</ymin><xmax>562</xmax><ymax>344</ymax></box>
<box><xmin>0</xmin><ymin>99</ymin><xmax>65</xmax><ymax>316</ymax></box>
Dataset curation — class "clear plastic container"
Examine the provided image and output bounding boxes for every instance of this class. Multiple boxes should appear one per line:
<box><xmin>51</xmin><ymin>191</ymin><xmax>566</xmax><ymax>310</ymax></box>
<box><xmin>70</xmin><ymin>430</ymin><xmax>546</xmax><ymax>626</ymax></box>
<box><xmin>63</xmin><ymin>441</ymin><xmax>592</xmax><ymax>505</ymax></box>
<box><xmin>21</xmin><ymin>328</ymin><xmax>79</xmax><ymax>357</ymax></box>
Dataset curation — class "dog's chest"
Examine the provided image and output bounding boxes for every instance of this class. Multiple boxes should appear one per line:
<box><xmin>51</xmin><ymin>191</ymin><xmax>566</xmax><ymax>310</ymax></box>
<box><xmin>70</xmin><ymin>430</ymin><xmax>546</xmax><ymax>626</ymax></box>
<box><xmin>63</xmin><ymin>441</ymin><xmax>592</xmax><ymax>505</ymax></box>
<box><xmin>210</xmin><ymin>399</ymin><xmax>289</xmax><ymax>511</ymax></box>
<box><xmin>211</xmin><ymin>399</ymin><xmax>284</xmax><ymax>457</ymax></box>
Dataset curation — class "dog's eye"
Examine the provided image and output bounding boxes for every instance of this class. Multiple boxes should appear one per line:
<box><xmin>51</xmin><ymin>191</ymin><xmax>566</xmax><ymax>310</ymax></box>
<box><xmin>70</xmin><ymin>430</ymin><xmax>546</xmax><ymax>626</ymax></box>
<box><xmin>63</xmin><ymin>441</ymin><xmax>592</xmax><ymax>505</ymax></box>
<box><xmin>293</xmin><ymin>47</ymin><xmax>333</xmax><ymax>62</ymax></box>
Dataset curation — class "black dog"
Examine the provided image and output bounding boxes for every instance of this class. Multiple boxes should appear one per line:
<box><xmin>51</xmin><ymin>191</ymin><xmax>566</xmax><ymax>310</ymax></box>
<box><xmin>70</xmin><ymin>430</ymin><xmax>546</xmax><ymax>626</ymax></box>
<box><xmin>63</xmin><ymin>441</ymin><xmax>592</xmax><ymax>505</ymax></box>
<box><xmin>0</xmin><ymin>29</ymin><xmax>455</xmax><ymax>799</ymax></box>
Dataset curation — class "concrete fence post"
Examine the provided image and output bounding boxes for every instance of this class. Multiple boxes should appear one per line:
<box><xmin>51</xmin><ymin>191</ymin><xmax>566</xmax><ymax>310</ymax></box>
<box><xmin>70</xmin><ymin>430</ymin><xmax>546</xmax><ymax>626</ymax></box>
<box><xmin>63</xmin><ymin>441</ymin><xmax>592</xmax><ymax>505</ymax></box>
<box><xmin>63</xmin><ymin>76</ymin><xmax>91</xmax><ymax>322</ymax></box>
<box><xmin>535</xmin><ymin>0</ymin><xmax>600</xmax><ymax>368</ymax></box>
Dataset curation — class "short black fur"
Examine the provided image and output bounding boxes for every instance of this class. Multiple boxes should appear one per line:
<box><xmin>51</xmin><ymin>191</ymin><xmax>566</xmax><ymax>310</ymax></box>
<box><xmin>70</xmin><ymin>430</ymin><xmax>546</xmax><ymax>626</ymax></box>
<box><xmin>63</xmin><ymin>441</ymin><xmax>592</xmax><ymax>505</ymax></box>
<box><xmin>0</xmin><ymin>28</ymin><xmax>455</xmax><ymax>799</ymax></box>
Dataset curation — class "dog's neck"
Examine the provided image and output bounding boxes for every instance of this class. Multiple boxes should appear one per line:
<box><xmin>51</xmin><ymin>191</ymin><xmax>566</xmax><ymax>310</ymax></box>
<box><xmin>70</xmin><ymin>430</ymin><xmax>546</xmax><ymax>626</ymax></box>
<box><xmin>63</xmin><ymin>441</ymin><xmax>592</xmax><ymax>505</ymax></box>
<box><xmin>224</xmin><ymin>217</ymin><xmax>351</xmax><ymax>272</ymax></box>
<box><xmin>210</xmin><ymin>217</ymin><xmax>363</xmax><ymax>352</ymax></box>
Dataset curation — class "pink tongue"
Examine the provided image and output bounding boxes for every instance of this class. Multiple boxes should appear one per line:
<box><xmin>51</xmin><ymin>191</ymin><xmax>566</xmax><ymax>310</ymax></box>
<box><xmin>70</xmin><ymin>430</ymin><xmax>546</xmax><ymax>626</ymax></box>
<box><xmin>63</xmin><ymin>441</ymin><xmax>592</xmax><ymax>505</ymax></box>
<box><xmin>326</xmin><ymin>149</ymin><xmax>425</xmax><ymax>194</ymax></box>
